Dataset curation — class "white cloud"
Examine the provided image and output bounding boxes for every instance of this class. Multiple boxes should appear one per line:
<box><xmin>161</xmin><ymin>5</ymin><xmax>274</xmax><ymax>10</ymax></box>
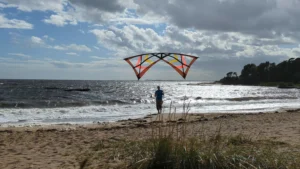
<box><xmin>0</xmin><ymin>3</ymin><xmax>5</xmax><ymax>8</ymax></box>
<box><xmin>0</xmin><ymin>56</ymin><xmax>133</xmax><ymax>80</ymax></box>
<box><xmin>91</xmin><ymin>24</ymin><xmax>300</xmax><ymax>60</ymax></box>
<box><xmin>0</xmin><ymin>0</ymin><xmax>65</xmax><ymax>12</ymax></box>
<box><xmin>1</xmin><ymin>56</ymin><xmax>123</xmax><ymax>70</ymax></box>
<box><xmin>30</xmin><ymin>35</ymin><xmax>91</xmax><ymax>52</ymax></box>
<box><xmin>8</xmin><ymin>53</ymin><xmax>31</xmax><ymax>58</ymax></box>
<box><xmin>93</xmin><ymin>46</ymin><xmax>100</xmax><ymax>50</ymax></box>
<box><xmin>31</xmin><ymin>36</ymin><xmax>44</xmax><ymax>44</ymax></box>
<box><xmin>49</xmin><ymin>44</ymin><xmax>91</xmax><ymax>52</ymax></box>
<box><xmin>43</xmin><ymin>35</ymin><xmax>55</xmax><ymax>41</ymax></box>
<box><xmin>0</xmin><ymin>14</ymin><xmax>33</xmax><ymax>29</ymax></box>
<box><xmin>67</xmin><ymin>44</ymin><xmax>91</xmax><ymax>52</ymax></box>
<box><xmin>66</xmin><ymin>52</ymin><xmax>78</xmax><ymax>56</ymax></box>
<box><xmin>90</xmin><ymin>56</ymin><xmax>102</xmax><ymax>59</ymax></box>
<box><xmin>90</xmin><ymin>25</ymin><xmax>164</xmax><ymax>56</ymax></box>
<box><xmin>110</xmin><ymin>18</ymin><xmax>155</xmax><ymax>25</ymax></box>
<box><xmin>43</xmin><ymin>13</ymin><xmax>77</xmax><ymax>26</ymax></box>
<box><xmin>43</xmin><ymin>14</ymin><xmax>66</xmax><ymax>27</ymax></box>
<box><xmin>44</xmin><ymin>14</ymin><xmax>65</xmax><ymax>26</ymax></box>
<box><xmin>51</xmin><ymin>45</ymin><xmax>65</xmax><ymax>50</ymax></box>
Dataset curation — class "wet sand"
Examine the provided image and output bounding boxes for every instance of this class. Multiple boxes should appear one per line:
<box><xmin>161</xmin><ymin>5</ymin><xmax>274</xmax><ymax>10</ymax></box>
<box><xmin>0</xmin><ymin>109</ymin><xmax>300</xmax><ymax>168</ymax></box>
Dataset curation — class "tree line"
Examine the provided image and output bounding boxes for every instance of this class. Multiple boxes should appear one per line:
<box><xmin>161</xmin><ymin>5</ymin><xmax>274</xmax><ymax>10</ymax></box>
<box><xmin>219</xmin><ymin>57</ymin><xmax>300</xmax><ymax>85</ymax></box>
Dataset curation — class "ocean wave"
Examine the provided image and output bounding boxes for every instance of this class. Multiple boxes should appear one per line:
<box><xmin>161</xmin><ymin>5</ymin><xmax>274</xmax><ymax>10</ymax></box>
<box><xmin>226</xmin><ymin>96</ymin><xmax>297</xmax><ymax>101</ymax></box>
<box><xmin>0</xmin><ymin>80</ymin><xmax>300</xmax><ymax>126</ymax></box>
<box><xmin>198</xmin><ymin>96</ymin><xmax>297</xmax><ymax>101</ymax></box>
<box><xmin>92</xmin><ymin>100</ymin><xmax>130</xmax><ymax>105</ymax></box>
<box><xmin>44</xmin><ymin>86</ymin><xmax>60</xmax><ymax>90</ymax></box>
<box><xmin>0</xmin><ymin>105</ymin><xmax>149</xmax><ymax>126</ymax></box>
<box><xmin>0</xmin><ymin>99</ymin><xmax>132</xmax><ymax>108</ymax></box>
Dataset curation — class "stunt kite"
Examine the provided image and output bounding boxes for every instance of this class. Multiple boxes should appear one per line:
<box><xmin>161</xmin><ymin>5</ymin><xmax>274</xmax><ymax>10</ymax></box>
<box><xmin>124</xmin><ymin>53</ymin><xmax>198</xmax><ymax>80</ymax></box>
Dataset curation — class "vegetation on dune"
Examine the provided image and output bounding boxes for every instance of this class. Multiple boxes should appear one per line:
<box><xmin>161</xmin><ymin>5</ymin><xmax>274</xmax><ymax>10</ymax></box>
<box><xmin>127</xmin><ymin>134</ymin><xmax>299</xmax><ymax>169</ymax></box>
<box><xmin>80</xmin><ymin>123</ymin><xmax>300</xmax><ymax>169</ymax></box>
<box><xmin>78</xmin><ymin>103</ymin><xmax>300</xmax><ymax>169</ymax></box>
<box><xmin>219</xmin><ymin>57</ymin><xmax>300</xmax><ymax>86</ymax></box>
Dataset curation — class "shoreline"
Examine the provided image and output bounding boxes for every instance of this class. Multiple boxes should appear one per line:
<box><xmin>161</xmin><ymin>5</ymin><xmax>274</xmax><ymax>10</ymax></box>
<box><xmin>0</xmin><ymin>108</ymin><xmax>299</xmax><ymax>135</ymax></box>
<box><xmin>0</xmin><ymin>107</ymin><xmax>298</xmax><ymax>129</ymax></box>
<box><xmin>1</xmin><ymin>109</ymin><xmax>300</xmax><ymax>168</ymax></box>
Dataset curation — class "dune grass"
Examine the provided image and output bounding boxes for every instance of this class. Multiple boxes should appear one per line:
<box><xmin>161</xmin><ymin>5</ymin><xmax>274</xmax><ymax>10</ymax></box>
<box><xmin>126</xmin><ymin>134</ymin><xmax>300</xmax><ymax>169</ymax></box>
<box><xmin>79</xmin><ymin>101</ymin><xmax>300</xmax><ymax>169</ymax></box>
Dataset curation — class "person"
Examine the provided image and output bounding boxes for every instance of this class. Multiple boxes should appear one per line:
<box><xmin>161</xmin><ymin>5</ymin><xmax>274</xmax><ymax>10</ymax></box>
<box><xmin>155</xmin><ymin>86</ymin><xmax>164</xmax><ymax>114</ymax></box>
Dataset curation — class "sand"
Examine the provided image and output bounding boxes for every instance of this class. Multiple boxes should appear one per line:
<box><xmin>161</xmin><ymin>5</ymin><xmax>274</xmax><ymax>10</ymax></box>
<box><xmin>0</xmin><ymin>109</ymin><xmax>300</xmax><ymax>168</ymax></box>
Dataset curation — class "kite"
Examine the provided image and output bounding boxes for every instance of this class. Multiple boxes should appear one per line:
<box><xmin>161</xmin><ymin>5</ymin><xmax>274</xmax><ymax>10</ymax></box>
<box><xmin>124</xmin><ymin>53</ymin><xmax>198</xmax><ymax>80</ymax></box>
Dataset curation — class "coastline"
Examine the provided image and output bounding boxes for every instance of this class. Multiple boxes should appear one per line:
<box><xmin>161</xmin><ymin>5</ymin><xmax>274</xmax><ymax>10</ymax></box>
<box><xmin>1</xmin><ymin>109</ymin><xmax>300</xmax><ymax>168</ymax></box>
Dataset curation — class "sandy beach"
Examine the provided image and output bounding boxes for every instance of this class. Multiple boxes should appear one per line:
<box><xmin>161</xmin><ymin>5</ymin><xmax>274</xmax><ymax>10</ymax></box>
<box><xmin>1</xmin><ymin>109</ymin><xmax>300</xmax><ymax>169</ymax></box>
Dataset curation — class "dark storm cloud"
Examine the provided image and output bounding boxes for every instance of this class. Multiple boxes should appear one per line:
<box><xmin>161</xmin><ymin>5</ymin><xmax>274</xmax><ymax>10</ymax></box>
<box><xmin>135</xmin><ymin>0</ymin><xmax>300</xmax><ymax>34</ymax></box>
<box><xmin>69</xmin><ymin>0</ymin><xmax>125</xmax><ymax>12</ymax></box>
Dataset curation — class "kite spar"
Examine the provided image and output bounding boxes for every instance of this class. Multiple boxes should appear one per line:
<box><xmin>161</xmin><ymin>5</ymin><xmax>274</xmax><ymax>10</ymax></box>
<box><xmin>124</xmin><ymin>53</ymin><xmax>198</xmax><ymax>80</ymax></box>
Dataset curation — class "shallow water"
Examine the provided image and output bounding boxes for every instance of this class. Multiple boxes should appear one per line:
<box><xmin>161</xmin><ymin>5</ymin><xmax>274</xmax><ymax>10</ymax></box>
<box><xmin>0</xmin><ymin>80</ymin><xmax>299</xmax><ymax>126</ymax></box>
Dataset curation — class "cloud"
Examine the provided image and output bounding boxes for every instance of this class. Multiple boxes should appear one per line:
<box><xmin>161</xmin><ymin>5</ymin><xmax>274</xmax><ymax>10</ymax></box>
<box><xmin>3</xmin><ymin>0</ymin><xmax>300</xmax><ymax>80</ymax></box>
<box><xmin>42</xmin><ymin>0</ymin><xmax>128</xmax><ymax>27</ymax></box>
<box><xmin>0</xmin><ymin>14</ymin><xmax>33</xmax><ymax>29</ymax></box>
<box><xmin>29</xmin><ymin>36</ymin><xmax>91</xmax><ymax>52</ymax></box>
<box><xmin>0</xmin><ymin>57</ymin><xmax>133</xmax><ymax>80</ymax></box>
<box><xmin>43</xmin><ymin>13</ymin><xmax>77</xmax><ymax>26</ymax></box>
<box><xmin>2</xmin><ymin>0</ymin><xmax>155</xmax><ymax>27</ymax></box>
<box><xmin>90</xmin><ymin>56</ymin><xmax>102</xmax><ymax>59</ymax></box>
<box><xmin>51</xmin><ymin>45</ymin><xmax>65</xmax><ymax>50</ymax></box>
<box><xmin>90</xmin><ymin>25</ymin><xmax>164</xmax><ymax>56</ymax></box>
<box><xmin>68</xmin><ymin>0</ymin><xmax>125</xmax><ymax>12</ymax></box>
<box><xmin>0</xmin><ymin>51</ymin><xmax>288</xmax><ymax>80</ymax></box>
<box><xmin>66</xmin><ymin>44</ymin><xmax>91</xmax><ymax>52</ymax></box>
<box><xmin>90</xmin><ymin>25</ymin><xmax>234</xmax><ymax>57</ymax></box>
<box><xmin>43</xmin><ymin>35</ymin><xmax>55</xmax><ymax>41</ymax></box>
<box><xmin>0</xmin><ymin>0</ymin><xmax>65</xmax><ymax>12</ymax></box>
<box><xmin>134</xmin><ymin>0</ymin><xmax>300</xmax><ymax>34</ymax></box>
<box><xmin>91</xmin><ymin>24</ymin><xmax>300</xmax><ymax>60</ymax></box>
<box><xmin>66</xmin><ymin>52</ymin><xmax>79</xmax><ymax>56</ymax></box>
<box><xmin>8</xmin><ymin>53</ymin><xmax>31</xmax><ymax>58</ymax></box>
<box><xmin>44</xmin><ymin>14</ymin><xmax>66</xmax><ymax>27</ymax></box>
<box><xmin>50</xmin><ymin>44</ymin><xmax>91</xmax><ymax>52</ymax></box>
<box><xmin>31</xmin><ymin>36</ymin><xmax>44</xmax><ymax>44</ymax></box>
<box><xmin>49</xmin><ymin>60</ymin><xmax>80</xmax><ymax>68</ymax></box>
<box><xmin>110</xmin><ymin>18</ymin><xmax>155</xmax><ymax>25</ymax></box>
<box><xmin>1</xmin><ymin>0</ymin><xmax>129</xmax><ymax>27</ymax></box>
<box><xmin>1</xmin><ymin>56</ymin><xmax>123</xmax><ymax>70</ymax></box>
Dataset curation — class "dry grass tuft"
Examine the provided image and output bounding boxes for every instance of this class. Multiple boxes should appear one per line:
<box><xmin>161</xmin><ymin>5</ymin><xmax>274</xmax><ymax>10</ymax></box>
<box><xmin>79</xmin><ymin>100</ymin><xmax>300</xmax><ymax>169</ymax></box>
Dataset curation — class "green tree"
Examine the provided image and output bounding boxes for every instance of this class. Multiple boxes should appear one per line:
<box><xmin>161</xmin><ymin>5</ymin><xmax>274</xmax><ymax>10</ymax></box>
<box><xmin>257</xmin><ymin>62</ymin><xmax>270</xmax><ymax>82</ymax></box>
<box><xmin>240</xmin><ymin>64</ymin><xmax>259</xmax><ymax>84</ymax></box>
<box><xmin>219</xmin><ymin>57</ymin><xmax>300</xmax><ymax>85</ymax></box>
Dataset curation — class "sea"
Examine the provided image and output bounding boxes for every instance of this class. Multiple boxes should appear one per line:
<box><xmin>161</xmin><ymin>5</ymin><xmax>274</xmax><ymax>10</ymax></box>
<box><xmin>0</xmin><ymin>79</ymin><xmax>299</xmax><ymax>126</ymax></box>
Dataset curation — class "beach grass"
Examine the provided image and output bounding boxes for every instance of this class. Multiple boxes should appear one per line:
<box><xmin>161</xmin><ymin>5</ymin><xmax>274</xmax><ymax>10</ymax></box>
<box><xmin>79</xmin><ymin>102</ymin><xmax>300</xmax><ymax>169</ymax></box>
<box><xmin>126</xmin><ymin>134</ymin><xmax>299</xmax><ymax>169</ymax></box>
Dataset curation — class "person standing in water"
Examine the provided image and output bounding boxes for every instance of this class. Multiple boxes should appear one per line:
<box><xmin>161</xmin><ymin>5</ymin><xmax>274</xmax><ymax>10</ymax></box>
<box><xmin>155</xmin><ymin>86</ymin><xmax>164</xmax><ymax>114</ymax></box>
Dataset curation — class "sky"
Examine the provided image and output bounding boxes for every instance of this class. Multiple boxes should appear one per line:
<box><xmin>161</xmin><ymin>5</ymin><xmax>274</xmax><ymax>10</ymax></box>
<box><xmin>0</xmin><ymin>0</ymin><xmax>300</xmax><ymax>80</ymax></box>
